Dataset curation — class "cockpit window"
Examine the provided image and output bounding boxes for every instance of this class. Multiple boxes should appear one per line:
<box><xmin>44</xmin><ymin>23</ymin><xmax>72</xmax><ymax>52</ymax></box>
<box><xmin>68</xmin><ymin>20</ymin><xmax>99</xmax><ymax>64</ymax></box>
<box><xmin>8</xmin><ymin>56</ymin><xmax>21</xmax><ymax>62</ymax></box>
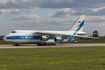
<box><xmin>12</xmin><ymin>31</ymin><xmax>16</xmax><ymax>33</ymax></box>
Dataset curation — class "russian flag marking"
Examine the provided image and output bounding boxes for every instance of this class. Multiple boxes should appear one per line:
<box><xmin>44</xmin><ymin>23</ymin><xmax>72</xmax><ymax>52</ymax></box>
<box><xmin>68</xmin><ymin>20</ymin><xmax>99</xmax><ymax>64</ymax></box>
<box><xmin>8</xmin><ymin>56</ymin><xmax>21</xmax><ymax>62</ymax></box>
<box><xmin>78</xmin><ymin>21</ymin><xmax>81</xmax><ymax>23</ymax></box>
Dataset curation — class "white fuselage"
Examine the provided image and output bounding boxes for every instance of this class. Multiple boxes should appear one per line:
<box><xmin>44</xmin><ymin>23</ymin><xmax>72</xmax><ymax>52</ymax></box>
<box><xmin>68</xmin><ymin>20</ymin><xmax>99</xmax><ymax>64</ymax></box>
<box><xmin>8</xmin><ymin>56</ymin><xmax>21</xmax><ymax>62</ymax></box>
<box><xmin>3</xmin><ymin>30</ymin><xmax>84</xmax><ymax>44</ymax></box>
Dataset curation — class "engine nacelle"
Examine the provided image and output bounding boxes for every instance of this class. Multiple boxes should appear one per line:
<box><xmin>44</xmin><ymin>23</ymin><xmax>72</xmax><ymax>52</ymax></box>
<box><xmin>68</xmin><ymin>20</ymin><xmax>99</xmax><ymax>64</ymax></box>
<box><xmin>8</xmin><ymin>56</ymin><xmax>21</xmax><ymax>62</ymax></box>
<box><xmin>54</xmin><ymin>37</ymin><xmax>63</xmax><ymax>42</ymax></box>
<box><xmin>40</xmin><ymin>35</ymin><xmax>49</xmax><ymax>41</ymax></box>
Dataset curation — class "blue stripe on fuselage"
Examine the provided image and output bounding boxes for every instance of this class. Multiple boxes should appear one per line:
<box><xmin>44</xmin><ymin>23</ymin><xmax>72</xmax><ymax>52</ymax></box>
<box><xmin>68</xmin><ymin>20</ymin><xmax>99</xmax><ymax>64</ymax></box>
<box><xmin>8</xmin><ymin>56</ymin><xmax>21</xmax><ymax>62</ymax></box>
<box><xmin>6</xmin><ymin>35</ymin><xmax>77</xmax><ymax>41</ymax></box>
<box><xmin>6</xmin><ymin>36</ymin><xmax>41</xmax><ymax>40</ymax></box>
<box><xmin>6</xmin><ymin>35</ymin><xmax>59</xmax><ymax>40</ymax></box>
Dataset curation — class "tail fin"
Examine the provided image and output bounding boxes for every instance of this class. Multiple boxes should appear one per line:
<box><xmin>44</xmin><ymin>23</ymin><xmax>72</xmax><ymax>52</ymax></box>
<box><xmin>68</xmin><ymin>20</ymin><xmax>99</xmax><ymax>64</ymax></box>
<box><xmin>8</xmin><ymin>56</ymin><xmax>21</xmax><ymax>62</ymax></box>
<box><xmin>70</xmin><ymin>15</ymin><xmax>85</xmax><ymax>32</ymax></box>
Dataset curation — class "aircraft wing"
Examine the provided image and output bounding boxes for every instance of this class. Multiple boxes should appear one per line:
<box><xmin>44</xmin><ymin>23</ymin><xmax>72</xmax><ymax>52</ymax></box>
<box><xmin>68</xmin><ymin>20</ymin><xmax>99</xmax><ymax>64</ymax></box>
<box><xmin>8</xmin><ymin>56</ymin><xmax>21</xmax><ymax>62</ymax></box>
<box><xmin>35</xmin><ymin>31</ymin><xmax>99</xmax><ymax>39</ymax></box>
<box><xmin>35</xmin><ymin>32</ymin><xmax>56</xmax><ymax>38</ymax></box>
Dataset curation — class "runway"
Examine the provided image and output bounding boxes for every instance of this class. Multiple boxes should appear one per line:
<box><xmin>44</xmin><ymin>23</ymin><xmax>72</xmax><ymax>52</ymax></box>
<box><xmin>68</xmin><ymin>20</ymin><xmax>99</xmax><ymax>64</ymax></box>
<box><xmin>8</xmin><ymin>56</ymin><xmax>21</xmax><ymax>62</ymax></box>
<box><xmin>0</xmin><ymin>43</ymin><xmax>105</xmax><ymax>49</ymax></box>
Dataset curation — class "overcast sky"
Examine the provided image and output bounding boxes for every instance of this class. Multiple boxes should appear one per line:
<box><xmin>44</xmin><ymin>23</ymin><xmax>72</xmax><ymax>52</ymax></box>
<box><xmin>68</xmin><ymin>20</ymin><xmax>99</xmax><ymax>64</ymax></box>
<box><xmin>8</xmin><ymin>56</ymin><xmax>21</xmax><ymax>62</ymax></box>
<box><xmin>0</xmin><ymin>0</ymin><xmax>105</xmax><ymax>36</ymax></box>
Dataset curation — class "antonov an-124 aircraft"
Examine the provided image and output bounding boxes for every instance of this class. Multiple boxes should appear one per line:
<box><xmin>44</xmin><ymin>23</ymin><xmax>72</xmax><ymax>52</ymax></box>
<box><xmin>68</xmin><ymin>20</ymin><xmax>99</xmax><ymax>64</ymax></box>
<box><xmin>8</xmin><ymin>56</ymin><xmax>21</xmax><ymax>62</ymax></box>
<box><xmin>3</xmin><ymin>15</ymin><xmax>98</xmax><ymax>46</ymax></box>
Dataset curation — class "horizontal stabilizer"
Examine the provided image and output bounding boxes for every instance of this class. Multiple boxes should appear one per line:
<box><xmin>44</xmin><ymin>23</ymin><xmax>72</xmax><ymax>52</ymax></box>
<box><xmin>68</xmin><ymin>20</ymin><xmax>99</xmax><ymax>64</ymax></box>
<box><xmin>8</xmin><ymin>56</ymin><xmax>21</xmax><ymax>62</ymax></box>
<box><xmin>77</xmin><ymin>33</ymin><xmax>99</xmax><ymax>35</ymax></box>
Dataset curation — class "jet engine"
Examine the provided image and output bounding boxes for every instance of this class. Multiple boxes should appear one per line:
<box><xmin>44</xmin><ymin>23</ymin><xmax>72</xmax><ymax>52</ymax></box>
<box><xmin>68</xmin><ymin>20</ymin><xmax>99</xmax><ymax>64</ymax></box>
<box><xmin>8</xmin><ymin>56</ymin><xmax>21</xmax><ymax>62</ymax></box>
<box><xmin>40</xmin><ymin>35</ymin><xmax>49</xmax><ymax>41</ymax></box>
<box><xmin>54</xmin><ymin>37</ymin><xmax>63</xmax><ymax>42</ymax></box>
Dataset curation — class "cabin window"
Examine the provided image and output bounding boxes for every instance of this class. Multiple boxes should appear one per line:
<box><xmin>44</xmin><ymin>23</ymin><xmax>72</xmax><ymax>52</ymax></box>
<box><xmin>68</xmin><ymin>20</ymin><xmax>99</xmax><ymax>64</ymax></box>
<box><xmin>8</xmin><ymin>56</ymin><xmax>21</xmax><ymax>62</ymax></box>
<box><xmin>12</xmin><ymin>31</ymin><xmax>16</xmax><ymax>33</ymax></box>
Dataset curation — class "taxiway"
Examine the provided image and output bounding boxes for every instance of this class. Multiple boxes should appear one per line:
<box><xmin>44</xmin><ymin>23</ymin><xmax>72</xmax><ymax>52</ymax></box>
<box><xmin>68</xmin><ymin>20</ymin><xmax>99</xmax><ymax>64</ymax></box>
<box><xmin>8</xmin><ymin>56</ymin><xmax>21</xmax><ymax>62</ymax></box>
<box><xmin>0</xmin><ymin>43</ymin><xmax>105</xmax><ymax>49</ymax></box>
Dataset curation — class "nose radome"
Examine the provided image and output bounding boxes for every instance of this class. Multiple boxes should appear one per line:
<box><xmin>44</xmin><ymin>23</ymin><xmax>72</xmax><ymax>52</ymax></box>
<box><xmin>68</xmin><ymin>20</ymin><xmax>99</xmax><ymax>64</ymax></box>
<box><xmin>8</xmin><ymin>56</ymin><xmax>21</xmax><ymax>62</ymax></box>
<box><xmin>3</xmin><ymin>36</ymin><xmax>6</xmax><ymax>41</ymax></box>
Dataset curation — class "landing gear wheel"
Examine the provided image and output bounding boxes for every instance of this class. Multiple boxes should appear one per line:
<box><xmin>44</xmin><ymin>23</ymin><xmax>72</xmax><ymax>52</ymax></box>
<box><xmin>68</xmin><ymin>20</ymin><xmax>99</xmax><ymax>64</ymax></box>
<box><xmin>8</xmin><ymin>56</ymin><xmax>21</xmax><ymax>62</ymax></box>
<box><xmin>14</xmin><ymin>44</ymin><xmax>19</xmax><ymax>46</ymax></box>
<box><xmin>37</xmin><ymin>43</ymin><xmax>56</xmax><ymax>46</ymax></box>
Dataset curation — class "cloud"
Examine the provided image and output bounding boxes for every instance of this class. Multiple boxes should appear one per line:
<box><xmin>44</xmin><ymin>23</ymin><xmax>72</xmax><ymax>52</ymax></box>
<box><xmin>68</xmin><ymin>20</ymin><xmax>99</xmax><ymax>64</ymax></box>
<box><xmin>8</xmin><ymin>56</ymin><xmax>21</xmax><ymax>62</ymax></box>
<box><xmin>86</xmin><ymin>16</ymin><xmax>105</xmax><ymax>22</ymax></box>
<box><xmin>9</xmin><ymin>9</ymin><xmax>35</xmax><ymax>14</ymax></box>
<box><xmin>71</xmin><ymin>7</ymin><xmax>105</xmax><ymax>16</ymax></box>
<box><xmin>48</xmin><ymin>8</ymin><xmax>75</xmax><ymax>17</ymax></box>
<box><xmin>0</xmin><ymin>18</ymin><xmax>6</xmax><ymax>21</ymax></box>
<box><xmin>0</xmin><ymin>0</ymin><xmax>105</xmax><ymax>16</ymax></box>
<box><xmin>1</xmin><ymin>0</ymin><xmax>105</xmax><ymax>36</ymax></box>
<box><xmin>1</xmin><ymin>15</ymin><xmax>105</xmax><ymax>36</ymax></box>
<box><xmin>49</xmin><ymin>7</ymin><xmax>105</xmax><ymax>17</ymax></box>
<box><xmin>0</xmin><ymin>0</ymin><xmax>73</xmax><ymax>9</ymax></box>
<box><xmin>0</xmin><ymin>9</ymin><xmax>35</xmax><ymax>14</ymax></box>
<box><xmin>0</xmin><ymin>0</ymin><xmax>104</xmax><ymax>10</ymax></box>
<box><xmin>12</xmin><ymin>14</ymin><xmax>40</xmax><ymax>20</ymax></box>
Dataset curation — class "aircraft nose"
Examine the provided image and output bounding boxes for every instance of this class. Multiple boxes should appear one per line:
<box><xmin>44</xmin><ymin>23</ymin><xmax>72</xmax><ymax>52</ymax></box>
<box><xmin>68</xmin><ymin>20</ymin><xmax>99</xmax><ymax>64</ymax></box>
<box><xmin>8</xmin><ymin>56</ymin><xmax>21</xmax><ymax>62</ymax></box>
<box><xmin>3</xmin><ymin>36</ymin><xmax>7</xmax><ymax>41</ymax></box>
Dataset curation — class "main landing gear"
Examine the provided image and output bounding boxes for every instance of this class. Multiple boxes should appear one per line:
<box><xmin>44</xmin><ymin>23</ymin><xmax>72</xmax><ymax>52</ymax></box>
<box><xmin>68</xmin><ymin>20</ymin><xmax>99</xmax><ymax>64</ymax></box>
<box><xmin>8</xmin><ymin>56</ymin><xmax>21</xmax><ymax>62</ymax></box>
<box><xmin>13</xmin><ymin>43</ymin><xmax>56</xmax><ymax>46</ymax></box>
<box><xmin>14</xmin><ymin>43</ymin><xmax>19</xmax><ymax>46</ymax></box>
<box><xmin>37</xmin><ymin>43</ymin><xmax>56</xmax><ymax>46</ymax></box>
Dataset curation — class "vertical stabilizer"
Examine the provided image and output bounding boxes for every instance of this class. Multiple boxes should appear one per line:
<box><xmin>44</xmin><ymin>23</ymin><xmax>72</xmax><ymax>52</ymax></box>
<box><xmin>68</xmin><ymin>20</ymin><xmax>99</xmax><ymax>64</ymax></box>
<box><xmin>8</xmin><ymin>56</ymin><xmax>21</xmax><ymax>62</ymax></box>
<box><xmin>70</xmin><ymin>15</ymin><xmax>85</xmax><ymax>32</ymax></box>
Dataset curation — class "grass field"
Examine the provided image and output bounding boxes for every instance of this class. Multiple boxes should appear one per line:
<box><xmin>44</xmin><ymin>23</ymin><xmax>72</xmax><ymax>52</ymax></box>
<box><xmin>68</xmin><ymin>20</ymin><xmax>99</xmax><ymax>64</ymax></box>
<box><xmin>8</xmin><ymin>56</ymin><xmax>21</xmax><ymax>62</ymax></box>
<box><xmin>0</xmin><ymin>47</ymin><xmax>105</xmax><ymax>70</ymax></box>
